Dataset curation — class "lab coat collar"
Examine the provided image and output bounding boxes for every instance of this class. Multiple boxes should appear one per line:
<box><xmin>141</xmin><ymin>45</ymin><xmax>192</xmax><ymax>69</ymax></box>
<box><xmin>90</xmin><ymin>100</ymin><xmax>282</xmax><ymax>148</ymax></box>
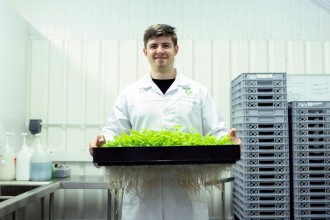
<box><xmin>137</xmin><ymin>72</ymin><xmax>191</xmax><ymax>92</ymax></box>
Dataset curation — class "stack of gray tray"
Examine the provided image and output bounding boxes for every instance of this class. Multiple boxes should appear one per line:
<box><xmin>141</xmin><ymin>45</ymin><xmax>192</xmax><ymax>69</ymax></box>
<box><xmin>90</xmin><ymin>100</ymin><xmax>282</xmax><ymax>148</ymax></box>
<box><xmin>289</xmin><ymin>101</ymin><xmax>330</xmax><ymax>219</ymax></box>
<box><xmin>231</xmin><ymin>73</ymin><xmax>290</xmax><ymax>220</ymax></box>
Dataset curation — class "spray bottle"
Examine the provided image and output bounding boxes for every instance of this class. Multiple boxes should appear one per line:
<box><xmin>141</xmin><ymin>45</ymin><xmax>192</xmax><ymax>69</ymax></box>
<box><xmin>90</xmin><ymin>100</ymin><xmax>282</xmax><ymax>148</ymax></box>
<box><xmin>16</xmin><ymin>133</ymin><xmax>33</xmax><ymax>180</ymax></box>
<box><xmin>0</xmin><ymin>133</ymin><xmax>16</xmax><ymax>180</ymax></box>
<box><xmin>30</xmin><ymin>134</ymin><xmax>52</xmax><ymax>181</ymax></box>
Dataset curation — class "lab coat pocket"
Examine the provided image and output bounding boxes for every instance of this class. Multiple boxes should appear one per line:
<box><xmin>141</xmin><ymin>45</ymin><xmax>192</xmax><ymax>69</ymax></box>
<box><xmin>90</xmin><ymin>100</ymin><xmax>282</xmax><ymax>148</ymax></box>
<box><xmin>176</xmin><ymin>99</ymin><xmax>202</xmax><ymax>129</ymax></box>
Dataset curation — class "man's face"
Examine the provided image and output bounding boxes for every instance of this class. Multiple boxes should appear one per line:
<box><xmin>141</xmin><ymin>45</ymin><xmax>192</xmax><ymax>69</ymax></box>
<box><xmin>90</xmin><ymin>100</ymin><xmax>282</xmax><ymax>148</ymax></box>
<box><xmin>143</xmin><ymin>36</ymin><xmax>179</xmax><ymax>71</ymax></box>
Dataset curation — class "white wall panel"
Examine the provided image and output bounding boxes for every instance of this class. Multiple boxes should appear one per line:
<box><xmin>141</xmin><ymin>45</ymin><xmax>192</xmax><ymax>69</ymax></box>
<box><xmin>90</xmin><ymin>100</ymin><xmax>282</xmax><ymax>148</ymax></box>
<box><xmin>286</xmin><ymin>41</ymin><xmax>306</xmax><ymax>73</ymax></box>
<box><xmin>9</xmin><ymin>0</ymin><xmax>330</xmax><ymax>41</ymax></box>
<box><xmin>194</xmin><ymin>41</ymin><xmax>213</xmax><ymax>90</ymax></box>
<box><xmin>29</xmin><ymin>40</ymin><xmax>49</xmax><ymax>120</ymax></box>
<box><xmin>249</xmin><ymin>41</ymin><xmax>268</xmax><ymax>72</ymax></box>
<box><xmin>230</xmin><ymin>41</ymin><xmax>249</xmax><ymax>79</ymax></box>
<box><xmin>268</xmin><ymin>41</ymin><xmax>287</xmax><ymax>72</ymax></box>
<box><xmin>212</xmin><ymin>41</ymin><xmax>232</xmax><ymax>128</ymax></box>
<box><xmin>119</xmin><ymin>40</ymin><xmax>139</xmax><ymax>88</ymax></box>
<box><xmin>325</xmin><ymin>42</ymin><xmax>330</xmax><ymax>72</ymax></box>
<box><xmin>175</xmin><ymin>40</ymin><xmax>194</xmax><ymax>79</ymax></box>
<box><xmin>305</xmin><ymin>41</ymin><xmax>324</xmax><ymax>73</ymax></box>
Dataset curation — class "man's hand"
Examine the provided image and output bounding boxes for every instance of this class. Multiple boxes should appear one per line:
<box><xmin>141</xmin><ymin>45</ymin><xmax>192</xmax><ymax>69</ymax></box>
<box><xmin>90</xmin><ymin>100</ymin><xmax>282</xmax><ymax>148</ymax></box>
<box><xmin>228</xmin><ymin>128</ymin><xmax>242</xmax><ymax>149</ymax></box>
<box><xmin>89</xmin><ymin>134</ymin><xmax>106</xmax><ymax>156</ymax></box>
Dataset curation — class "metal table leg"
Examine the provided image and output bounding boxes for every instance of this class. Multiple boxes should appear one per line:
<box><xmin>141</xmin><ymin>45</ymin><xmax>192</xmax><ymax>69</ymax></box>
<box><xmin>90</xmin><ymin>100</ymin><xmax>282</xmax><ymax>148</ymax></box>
<box><xmin>107</xmin><ymin>190</ymin><xmax>111</xmax><ymax>220</ymax></box>
<box><xmin>221</xmin><ymin>182</ymin><xmax>225</xmax><ymax>220</ymax></box>
<box><xmin>49</xmin><ymin>193</ymin><xmax>54</xmax><ymax>220</ymax></box>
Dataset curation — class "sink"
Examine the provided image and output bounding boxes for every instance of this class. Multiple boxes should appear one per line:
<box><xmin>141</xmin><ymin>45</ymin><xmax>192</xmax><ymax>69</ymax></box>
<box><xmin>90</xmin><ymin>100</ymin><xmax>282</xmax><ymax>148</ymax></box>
<box><xmin>1</xmin><ymin>185</ymin><xmax>39</xmax><ymax>196</ymax></box>
<box><xmin>0</xmin><ymin>182</ymin><xmax>55</xmax><ymax>219</ymax></box>
<box><xmin>0</xmin><ymin>183</ymin><xmax>51</xmax><ymax>202</ymax></box>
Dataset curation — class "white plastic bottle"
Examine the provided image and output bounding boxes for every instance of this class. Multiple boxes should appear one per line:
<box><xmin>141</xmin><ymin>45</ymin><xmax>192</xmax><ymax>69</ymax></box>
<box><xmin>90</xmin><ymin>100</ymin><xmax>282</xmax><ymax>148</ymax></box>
<box><xmin>0</xmin><ymin>133</ymin><xmax>16</xmax><ymax>181</ymax></box>
<box><xmin>30</xmin><ymin>134</ymin><xmax>52</xmax><ymax>181</ymax></box>
<box><xmin>16</xmin><ymin>133</ymin><xmax>33</xmax><ymax>181</ymax></box>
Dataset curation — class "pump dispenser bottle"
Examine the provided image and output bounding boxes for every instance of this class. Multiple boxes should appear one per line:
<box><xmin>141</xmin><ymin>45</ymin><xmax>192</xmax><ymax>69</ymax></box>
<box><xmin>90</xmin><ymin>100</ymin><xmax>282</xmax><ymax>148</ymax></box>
<box><xmin>16</xmin><ymin>133</ymin><xmax>33</xmax><ymax>180</ymax></box>
<box><xmin>30</xmin><ymin>134</ymin><xmax>52</xmax><ymax>181</ymax></box>
<box><xmin>0</xmin><ymin>133</ymin><xmax>16</xmax><ymax>180</ymax></box>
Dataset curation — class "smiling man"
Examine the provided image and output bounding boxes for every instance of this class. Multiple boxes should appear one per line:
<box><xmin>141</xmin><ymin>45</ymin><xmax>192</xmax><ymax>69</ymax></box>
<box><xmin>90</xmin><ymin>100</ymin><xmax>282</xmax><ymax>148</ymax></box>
<box><xmin>143</xmin><ymin>25</ymin><xmax>178</xmax><ymax>79</ymax></box>
<box><xmin>89</xmin><ymin>24</ymin><xmax>241</xmax><ymax>220</ymax></box>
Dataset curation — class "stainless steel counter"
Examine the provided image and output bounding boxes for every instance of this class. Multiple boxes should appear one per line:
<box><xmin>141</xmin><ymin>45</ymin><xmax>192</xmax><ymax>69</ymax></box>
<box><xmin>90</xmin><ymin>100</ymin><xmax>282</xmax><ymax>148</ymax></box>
<box><xmin>0</xmin><ymin>175</ymin><xmax>233</xmax><ymax>220</ymax></box>
<box><xmin>0</xmin><ymin>176</ymin><xmax>114</xmax><ymax>220</ymax></box>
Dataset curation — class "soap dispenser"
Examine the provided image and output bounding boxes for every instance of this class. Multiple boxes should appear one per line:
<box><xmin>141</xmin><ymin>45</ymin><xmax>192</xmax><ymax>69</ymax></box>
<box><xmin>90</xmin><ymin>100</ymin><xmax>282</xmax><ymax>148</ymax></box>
<box><xmin>16</xmin><ymin>133</ymin><xmax>33</xmax><ymax>180</ymax></box>
<box><xmin>0</xmin><ymin>132</ymin><xmax>16</xmax><ymax>181</ymax></box>
<box><xmin>30</xmin><ymin>134</ymin><xmax>52</xmax><ymax>181</ymax></box>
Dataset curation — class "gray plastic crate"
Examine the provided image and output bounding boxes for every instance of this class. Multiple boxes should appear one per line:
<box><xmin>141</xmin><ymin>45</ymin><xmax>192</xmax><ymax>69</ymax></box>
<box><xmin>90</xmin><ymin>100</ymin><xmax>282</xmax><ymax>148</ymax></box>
<box><xmin>292</xmin><ymin>129</ymin><xmax>330</xmax><ymax>137</ymax></box>
<box><xmin>233</xmin><ymin>115</ymin><xmax>288</xmax><ymax>124</ymax></box>
<box><xmin>232</xmin><ymin>86</ymin><xmax>287</xmax><ymax>96</ymax></box>
<box><xmin>292</xmin><ymin>122</ymin><xmax>330</xmax><ymax>130</ymax></box>
<box><xmin>291</xmin><ymin>108</ymin><xmax>330</xmax><ymax>115</ymax></box>
<box><xmin>234</xmin><ymin>195</ymin><xmax>290</xmax><ymax>212</ymax></box>
<box><xmin>233</xmin><ymin>167</ymin><xmax>290</xmax><ymax>181</ymax></box>
<box><xmin>241</xmin><ymin>130</ymin><xmax>289</xmax><ymax>137</ymax></box>
<box><xmin>233</xmin><ymin>207</ymin><xmax>290</xmax><ymax>220</ymax></box>
<box><xmin>235</xmin><ymin>184</ymin><xmax>290</xmax><ymax>196</ymax></box>
<box><xmin>232</xmin><ymin>100</ymin><xmax>288</xmax><ymax>109</ymax></box>
<box><xmin>232</xmin><ymin>94</ymin><xmax>287</xmax><ymax>105</ymax></box>
<box><xmin>294</xmin><ymin>179</ymin><xmax>330</xmax><ymax>188</ymax></box>
<box><xmin>234</xmin><ymin>194</ymin><xmax>290</xmax><ymax>210</ymax></box>
<box><xmin>292</xmin><ymin>151</ymin><xmax>330</xmax><ymax>158</ymax></box>
<box><xmin>232</xmin><ymin>108</ymin><xmax>288</xmax><ymax>118</ymax></box>
<box><xmin>294</xmin><ymin>194</ymin><xmax>330</xmax><ymax>202</ymax></box>
<box><xmin>244</xmin><ymin>144</ymin><xmax>289</xmax><ymax>152</ymax></box>
<box><xmin>241</xmin><ymin>137</ymin><xmax>289</xmax><ymax>144</ymax></box>
<box><xmin>289</xmin><ymin>101</ymin><xmax>330</xmax><ymax>108</ymax></box>
<box><xmin>234</xmin><ymin>175</ymin><xmax>290</xmax><ymax>188</ymax></box>
<box><xmin>292</xmin><ymin>137</ymin><xmax>330</xmax><ymax>145</ymax></box>
<box><xmin>294</xmin><ymin>186</ymin><xmax>330</xmax><ymax>194</ymax></box>
<box><xmin>294</xmin><ymin>210</ymin><xmax>330</xmax><ymax>220</ymax></box>
<box><xmin>242</xmin><ymin>152</ymin><xmax>289</xmax><ymax>160</ymax></box>
<box><xmin>293</xmin><ymin>172</ymin><xmax>330</xmax><ymax>180</ymax></box>
<box><xmin>294</xmin><ymin>202</ymin><xmax>330</xmax><ymax>209</ymax></box>
<box><xmin>238</xmin><ymin>158</ymin><xmax>290</xmax><ymax>166</ymax></box>
<box><xmin>293</xmin><ymin>157</ymin><xmax>330</xmax><ymax>166</ymax></box>
<box><xmin>292</xmin><ymin>144</ymin><xmax>330</xmax><ymax>151</ymax></box>
<box><xmin>291</xmin><ymin>115</ymin><xmax>330</xmax><ymax>123</ymax></box>
<box><xmin>233</xmin><ymin>188</ymin><xmax>290</xmax><ymax>203</ymax></box>
<box><xmin>293</xmin><ymin>165</ymin><xmax>330</xmax><ymax>173</ymax></box>
<box><xmin>234</xmin><ymin>122</ymin><xmax>288</xmax><ymax>131</ymax></box>
<box><xmin>232</xmin><ymin>73</ymin><xmax>286</xmax><ymax>86</ymax></box>
<box><xmin>235</xmin><ymin>161</ymin><xmax>290</xmax><ymax>174</ymax></box>
<box><xmin>233</xmin><ymin>202</ymin><xmax>290</xmax><ymax>218</ymax></box>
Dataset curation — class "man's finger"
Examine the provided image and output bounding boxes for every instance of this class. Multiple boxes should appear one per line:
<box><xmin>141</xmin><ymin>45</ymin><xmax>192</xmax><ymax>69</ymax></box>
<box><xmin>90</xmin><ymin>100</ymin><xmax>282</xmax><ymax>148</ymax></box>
<box><xmin>96</xmin><ymin>135</ymin><xmax>105</xmax><ymax>147</ymax></box>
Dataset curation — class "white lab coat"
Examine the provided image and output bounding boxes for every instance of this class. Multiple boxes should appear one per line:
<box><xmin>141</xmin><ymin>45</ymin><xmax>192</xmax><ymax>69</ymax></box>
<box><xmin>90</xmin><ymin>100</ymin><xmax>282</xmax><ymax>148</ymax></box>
<box><xmin>102</xmin><ymin>72</ymin><xmax>228</xmax><ymax>220</ymax></box>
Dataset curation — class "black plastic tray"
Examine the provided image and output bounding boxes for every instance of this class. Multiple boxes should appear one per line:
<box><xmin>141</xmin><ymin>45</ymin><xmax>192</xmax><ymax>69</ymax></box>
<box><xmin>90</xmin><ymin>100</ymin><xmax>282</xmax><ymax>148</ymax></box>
<box><xmin>93</xmin><ymin>145</ymin><xmax>241</xmax><ymax>166</ymax></box>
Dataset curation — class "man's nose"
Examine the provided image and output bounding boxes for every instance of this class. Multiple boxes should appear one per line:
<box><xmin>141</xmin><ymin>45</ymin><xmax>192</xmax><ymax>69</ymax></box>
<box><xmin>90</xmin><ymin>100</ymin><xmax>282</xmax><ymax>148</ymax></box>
<box><xmin>156</xmin><ymin>46</ymin><xmax>165</xmax><ymax>53</ymax></box>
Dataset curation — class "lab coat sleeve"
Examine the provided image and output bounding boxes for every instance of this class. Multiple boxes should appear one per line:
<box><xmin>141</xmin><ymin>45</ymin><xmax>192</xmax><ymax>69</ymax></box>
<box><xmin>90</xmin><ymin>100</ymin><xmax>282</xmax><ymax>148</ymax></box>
<box><xmin>101</xmin><ymin>91</ymin><xmax>132</xmax><ymax>141</ymax></box>
<box><xmin>201</xmin><ymin>92</ymin><xmax>228</xmax><ymax>138</ymax></box>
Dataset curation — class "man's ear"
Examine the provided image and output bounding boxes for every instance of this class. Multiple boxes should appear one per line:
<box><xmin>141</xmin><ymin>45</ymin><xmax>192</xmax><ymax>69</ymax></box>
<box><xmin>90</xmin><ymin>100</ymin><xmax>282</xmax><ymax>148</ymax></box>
<box><xmin>143</xmin><ymin>48</ymin><xmax>147</xmax><ymax>56</ymax></box>
<box><xmin>174</xmin><ymin>45</ymin><xmax>179</xmax><ymax>56</ymax></box>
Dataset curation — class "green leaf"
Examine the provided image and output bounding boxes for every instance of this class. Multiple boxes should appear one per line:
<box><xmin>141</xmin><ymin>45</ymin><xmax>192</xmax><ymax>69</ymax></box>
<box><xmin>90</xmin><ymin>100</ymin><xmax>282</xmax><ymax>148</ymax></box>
<box><xmin>102</xmin><ymin>127</ymin><xmax>235</xmax><ymax>147</ymax></box>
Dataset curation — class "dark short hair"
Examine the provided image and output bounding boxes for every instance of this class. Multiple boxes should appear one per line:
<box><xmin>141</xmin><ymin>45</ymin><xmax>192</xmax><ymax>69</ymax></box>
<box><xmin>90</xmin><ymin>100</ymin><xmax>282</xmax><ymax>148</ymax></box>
<box><xmin>143</xmin><ymin>24</ymin><xmax>177</xmax><ymax>48</ymax></box>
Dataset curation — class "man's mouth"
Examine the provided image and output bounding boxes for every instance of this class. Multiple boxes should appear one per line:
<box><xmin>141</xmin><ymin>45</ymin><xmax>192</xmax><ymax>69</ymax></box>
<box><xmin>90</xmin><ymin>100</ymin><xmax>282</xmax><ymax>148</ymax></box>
<box><xmin>155</xmin><ymin>57</ymin><xmax>166</xmax><ymax>60</ymax></box>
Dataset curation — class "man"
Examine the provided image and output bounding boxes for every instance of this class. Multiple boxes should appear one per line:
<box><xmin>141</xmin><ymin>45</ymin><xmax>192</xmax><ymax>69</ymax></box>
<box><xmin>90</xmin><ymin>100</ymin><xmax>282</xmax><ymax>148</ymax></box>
<box><xmin>89</xmin><ymin>24</ymin><xmax>241</xmax><ymax>220</ymax></box>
